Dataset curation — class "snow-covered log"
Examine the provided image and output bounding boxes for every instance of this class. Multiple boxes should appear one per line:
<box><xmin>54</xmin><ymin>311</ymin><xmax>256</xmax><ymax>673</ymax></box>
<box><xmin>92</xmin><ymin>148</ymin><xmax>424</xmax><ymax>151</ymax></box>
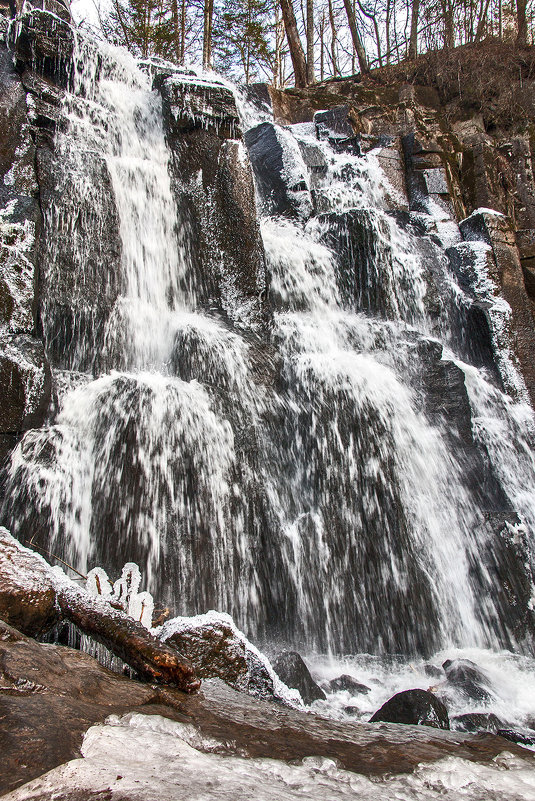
<box><xmin>0</xmin><ymin>529</ymin><xmax>200</xmax><ymax>693</ymax></box>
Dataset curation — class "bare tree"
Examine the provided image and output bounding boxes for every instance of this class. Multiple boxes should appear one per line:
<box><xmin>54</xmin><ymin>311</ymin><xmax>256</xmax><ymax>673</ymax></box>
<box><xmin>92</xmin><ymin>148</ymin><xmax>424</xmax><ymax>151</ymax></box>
<box><xmin>203</xmin><ymin>0</ymin><xmax>214</xmax><ymax>69</ymax></box>
<box><xmin>328</xmin><ymin>0</ymin><xmax>339</xmax><ymax>75</ymax></box>
<box><xmin>408</xmin><ymin>0</ymin><xmax>419</xmax><ymax>57</ymax></box>
<box><xmin>343</xmin><ymin>0</ymin><xmax>370</xmax><ymax>73</ymax></box>
<box><xmin>517</xmin><ymin>0</ymin><xmax>528</xmax><ymax>44</ymax></box>
<box><xmin>280</xmin><ymin>0</ymin><xmax>308</xmax><ymax>86</ymax></box>
<box><xmin>307</xmin><ymin>0</ymin><xmax>315</xmax><ymax>82</ymax></box>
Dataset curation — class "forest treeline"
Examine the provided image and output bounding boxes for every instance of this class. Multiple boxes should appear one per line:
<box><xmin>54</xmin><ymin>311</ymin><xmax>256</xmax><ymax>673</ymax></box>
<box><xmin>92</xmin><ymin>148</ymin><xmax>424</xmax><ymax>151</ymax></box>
<box><xmin>86</xmin><ymin>0</ymin><xmax>535</xmax><ymax>86</ymax></box>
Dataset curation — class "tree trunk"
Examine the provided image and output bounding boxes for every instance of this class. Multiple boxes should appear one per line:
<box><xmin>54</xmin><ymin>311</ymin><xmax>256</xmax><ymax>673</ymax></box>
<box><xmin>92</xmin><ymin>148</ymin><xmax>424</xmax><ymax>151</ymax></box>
<box><xmin>342</xmin><ymin>0</ymin><xmax>369</xmax><ymax>74</ymax></box>
<box><xmin>179</xmin><ymin>0</ymin><xmax>186</xmax><ymax>63</ymax></box>
<box><xmin>408</xmin><ymin>0</ymin><xmax>419</xmax><ymax>58</ymax></box>
<box><xmin>203</xmin><ymin>0</ymin><xmax>214</xmax><ymax>70</ymax></box>
<box><xmin>171</xmin><ymin>0</ymin><xmax>180</xmax><ymax>63</ymax></box>
<box><xmin>280</xmin><ymin>0</ymin><xmax>308</xmax><ymax>87</ymax></box>
<box><xmin>274</xmin><ymin>5</ymin><xmax>283</xmax><ymax>87</ymax></box>
<box><xmin>385</xmin><ymin>0</ymin><xmax>391</xmax><ymax>63</ymax></box>
<box><xmin>328</xmin><ymin>0</ymin><xmax>338</xmax><ymax>76</ymax></box>
<box><xmin>56</xmin><ymin>585</ymin><xmax>201</xmax><ymax>692</ymax></box>
<box><xmin>474</xmin><ymin>0</ymin><xmax>492</xmax><ymax>41</ymax></box>
<box><xmin>307</xmin><ymin>0</ymin><xmax>315</xmax><ymax>83</ymax></box>
<box><xmin>517</xmin><ymin>0</ymin><xmax>528</xmax><ymax>45</ymax></box>
<box><xmin>441</xmin><ymin>0</ymin><xmax>455</xmax><ymax>48</ymax></box>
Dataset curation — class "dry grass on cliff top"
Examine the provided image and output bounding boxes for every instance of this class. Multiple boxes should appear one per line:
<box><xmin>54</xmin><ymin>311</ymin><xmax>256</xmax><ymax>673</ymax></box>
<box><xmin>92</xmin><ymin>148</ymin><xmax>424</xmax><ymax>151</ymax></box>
<box><xmin>375</xmin><ymin>41</ymin><xmax>535</xmax><ymax>128</ymax></box>
<box><xmin>320</xmin><ymin>41</ymin><xmax>535</xmax><ymax>130</ymax></box>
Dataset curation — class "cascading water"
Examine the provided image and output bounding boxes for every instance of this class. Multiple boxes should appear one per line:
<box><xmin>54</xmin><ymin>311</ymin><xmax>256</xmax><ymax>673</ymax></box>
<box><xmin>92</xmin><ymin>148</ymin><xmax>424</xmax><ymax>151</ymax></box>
<box><xmin>4</xmin><ymin>13</ymin><xmax>535</xmax><ymax>723</ymax></box>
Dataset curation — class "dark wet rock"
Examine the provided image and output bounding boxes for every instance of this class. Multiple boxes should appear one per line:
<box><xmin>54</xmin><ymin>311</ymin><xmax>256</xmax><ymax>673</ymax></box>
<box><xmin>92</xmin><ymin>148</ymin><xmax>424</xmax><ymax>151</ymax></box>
<box><xmin>0</xmin><ymin>334</ymin><xmax>52</xmax><ymax>433</ymax></box>
<box><xmin>272</xmin><ymin>651</ymin><xmax>325</xmax><ymax>705</ymax></box>
<box><xmin>35</xmin><ymin>146</ymin><xmax>122</xmax><ymax>372</ymax></box>
<box><xmin>497</xmin><ymin>728</ymin><xmax>535</xmax><ymax>746</ymax></box>
<box><xmin>298</xmin><ymin>140</ymin><xmax>328</xmax><ymax>175</ymax></box>
<box><xmin>370</xmin><ymin>689</ymin><xmax>450</xmax><ymax>729</ymax></box>
<box><xmin>9</xmin><ymin>8</ymin><xmax>75</xmax><ymax>87</ymax></box>
<box><xmin>314</xmin><ymin>106</ymin><xmax>361</xmax><ymax>154</ymax></box>
<box><xmin>402</xmin><ymin>133</ymin><xmax>453</xmax><ymax>216</ymax></box>
<box><xmin>0</xmin><ymin>526</ymin><xmax>59</xmax><ymax>636</ymax></box>
<box><xmin>159</xmin><ymin>613</ymin><xmax>279</xmax><ymax>702</ymax></box>
<box><xmin>328</xmin><ymin>674</ymin><xmax>371</xmax><ymax>695</ymax></box>
<box><xmin>343</xmin><ymin>705</ymin><xmax>361</xmax><ymax>715</ymax></box>
<box><xmin>451</xmin><ymin>713</ymin><xmax>505</xmax><ymax>734</ymax></box>
<box><xmin>243</xmin><ymin>82</ymin><xmax>272</xmax><ymax>116</ymax></box>
<box><xmin>459</xmin><ymin>210</ymin><xmax>535</xmax><ymax>405</ymax></box>
<box><xmin>159</xmin><ymin>75</ymin><xmax>240</xmax><ymax>140</ymax></box>
<box><xmin>442</xmin><ymin>658</ymin><xmax>492</xmax><ymax>702</ymax></box>
<box><xmin>160</xmin><ymin>82</ymin><xmax>266</xmax><ymax>329</ymax></box>
<box><xmin>424</xmin><ymin>664</ymin><xmax>444</xmax><ymax>679</ymax></box>
<box><xmin>244</xmin><ymin>121</ymin><xmax>312</xmax><ymax>219</ymax></box>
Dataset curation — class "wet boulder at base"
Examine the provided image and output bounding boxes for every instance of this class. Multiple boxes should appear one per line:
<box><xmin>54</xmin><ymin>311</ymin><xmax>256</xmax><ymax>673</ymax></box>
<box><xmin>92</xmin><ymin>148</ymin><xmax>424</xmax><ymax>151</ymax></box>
<box><xmin>159</xmin><ymin>611</ymin><xmax>295</xmax><ymax>703</ymax></box>
<box><xmin>442</xmin><ymin>658</ymin><xmax>493</xmax><ymax>702</ymax></box>
<box><xmin>272</xmin><ymin>650</ymin><xmax>326</xmax><ymax>705</ymax></box>
<box><xmin>370</xmin><ymin>689</ymin><xmax>450</xmax><ymax>729</ymax></box>
<box><xmin>451</xmin><ymin>713</ymin><xmax>505</xmax><ymax>734</ymax></box>
<box><xmin>328</xmin><ymin>674</ymin><xmax>371</xmax><ymax>695</ymax></box>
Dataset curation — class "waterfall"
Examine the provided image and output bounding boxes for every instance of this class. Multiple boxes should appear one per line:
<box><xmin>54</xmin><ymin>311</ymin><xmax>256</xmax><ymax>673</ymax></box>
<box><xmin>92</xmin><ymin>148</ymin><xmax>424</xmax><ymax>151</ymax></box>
<box><xmin>3</xmin><ymin>18</ymin><xmax>535</xmax><ymax>663</ymax></box>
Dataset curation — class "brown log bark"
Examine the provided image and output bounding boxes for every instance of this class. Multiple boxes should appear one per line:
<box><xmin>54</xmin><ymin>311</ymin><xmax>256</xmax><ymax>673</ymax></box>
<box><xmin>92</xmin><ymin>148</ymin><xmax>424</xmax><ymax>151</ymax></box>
<box><xmin>280</xmin><ymin>0</ymin><xmax>308</xmax><ymax>87</ymax></box>
<box><xmin>56</xmin><ymin>586</ymin><xmax>200</xmax><ymax>692</ymax></box>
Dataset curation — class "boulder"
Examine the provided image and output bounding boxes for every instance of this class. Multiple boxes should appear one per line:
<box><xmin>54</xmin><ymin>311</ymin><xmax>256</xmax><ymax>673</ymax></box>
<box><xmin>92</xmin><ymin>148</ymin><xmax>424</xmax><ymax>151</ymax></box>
<box><xmin>159</xmin><ymin>612</ymin><xmax>296</xmax><ymax>704</ymax></box>
<box><xmin>328</xmin><ymin>674</ymin><xmax>371</xmax><ymax>695</ymax></box>
<box><xmin>272</xmin><ymin>651</ymin><xmax>325</xmax><ymax>705</ymax></box>
<box><xmin>497</xmin><ymin>728</ymin><xmax>535</xmax><ymax>746</ymax></box>
<box><xmin>0</xmin><ymin>334</ymin><xmax>52</xmax><ymax>433</ymax></box>
<box><xmin>0</xmin><ymin>526</ymin><xmax>59</xmax><ymax>636</ymax></box>
<box><xmin>159</xmin><ymin>74</ymin><xmax>241</xmax><ymax>140</ymax></box>
<box><xmin>423</xmin><ymin>664</ymin><xmax>443</xmax><ymax>679</ymax></box>
<box><xmin>244</xmin><ymin>121</ymin><xmax>312</xmax><ymax>219</ymax></box>
<box><xmin>314</xmin><ymin>106</ymin><xmax>360</xmax><ymax>154</ymax></box>
<box><xmin>451</xmin><ymin>713</ymin><xmax>505</xmax><ymax>733</ymax></box>
<box><xmin>442</xmin><ymin>658</ymin><xmax>492</xmax><ymax>702</ymax></box>
<box><xmin>370</xmin><ymin>689</ymin><xmax>450</xmax><ymax>729</ymax></box>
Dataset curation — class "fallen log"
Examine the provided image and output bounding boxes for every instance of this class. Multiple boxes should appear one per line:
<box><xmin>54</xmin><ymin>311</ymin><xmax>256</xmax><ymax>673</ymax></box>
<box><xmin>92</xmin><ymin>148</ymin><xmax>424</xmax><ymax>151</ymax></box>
<box><xmin>56</xmin><ymin>581</ymin><xmax>201</xmax><ymax>692</ymax></box>
<box><xmin>0</xmin><ymin>528</ymin><xmax>200</xmax><ymax>693</ymax></box>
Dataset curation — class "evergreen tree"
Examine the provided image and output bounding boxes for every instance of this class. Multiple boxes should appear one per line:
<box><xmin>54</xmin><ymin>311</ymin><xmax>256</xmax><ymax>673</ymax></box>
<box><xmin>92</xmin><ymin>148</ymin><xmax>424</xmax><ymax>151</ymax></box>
<box><xmin>214</xmin><ymin>0</ymin><xmax>274</xmax><ymax>82</ymax></box>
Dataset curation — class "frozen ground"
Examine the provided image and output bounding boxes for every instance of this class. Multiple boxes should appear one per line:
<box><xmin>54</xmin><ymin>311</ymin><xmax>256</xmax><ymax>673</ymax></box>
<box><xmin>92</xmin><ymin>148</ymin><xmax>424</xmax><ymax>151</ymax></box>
<box><xmin>3</xmin><ymin>712</ymin><xmax>535</xmax><ymax>801</ymax></box>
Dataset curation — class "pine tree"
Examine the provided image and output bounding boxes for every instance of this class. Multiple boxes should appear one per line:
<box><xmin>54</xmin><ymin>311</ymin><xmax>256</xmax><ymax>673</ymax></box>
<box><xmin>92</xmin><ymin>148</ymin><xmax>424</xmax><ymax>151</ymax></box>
<box><xmin>215</xmin><ymin>0</ymin><xmax>274</xmax><ymax>82</ymax></box>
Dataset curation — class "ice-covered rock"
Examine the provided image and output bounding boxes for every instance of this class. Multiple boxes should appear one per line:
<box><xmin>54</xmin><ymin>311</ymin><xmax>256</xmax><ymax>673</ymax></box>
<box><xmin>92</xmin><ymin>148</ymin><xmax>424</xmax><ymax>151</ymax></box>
<box><xmin>0</xmin><ymin>526</ymin><xmax>59</xmax><ymax>636</ymax></box>
<box><xmin>158</xmin><ymin>611</ymin><xmax>302</xmax><ymax>705</ymax></box>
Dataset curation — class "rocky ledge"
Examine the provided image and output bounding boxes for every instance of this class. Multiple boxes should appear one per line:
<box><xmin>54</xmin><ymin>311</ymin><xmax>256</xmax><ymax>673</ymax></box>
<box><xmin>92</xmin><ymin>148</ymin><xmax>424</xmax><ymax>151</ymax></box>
<box><xmin>2</xmin><ymin>618</ymin><xmax>534</xmax><ymax>798</ymax></box>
